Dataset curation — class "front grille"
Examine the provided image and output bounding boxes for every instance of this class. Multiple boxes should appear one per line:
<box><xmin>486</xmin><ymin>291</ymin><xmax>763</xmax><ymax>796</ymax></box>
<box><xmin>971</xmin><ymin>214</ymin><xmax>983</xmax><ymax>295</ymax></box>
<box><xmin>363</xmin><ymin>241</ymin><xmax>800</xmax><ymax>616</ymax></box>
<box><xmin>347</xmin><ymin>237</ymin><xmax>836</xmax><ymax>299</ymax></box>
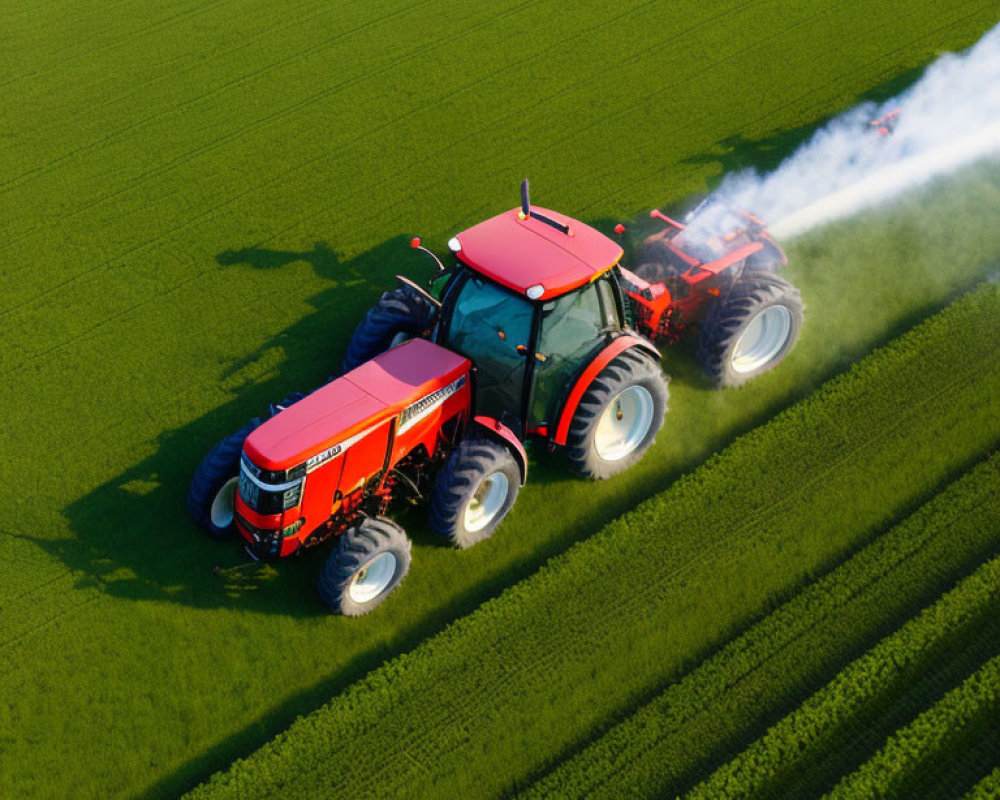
<box><xmin>239</xmin><ymin>456</ymin><xmax>304</xmax><ymax>514</ymax></box>
<box><xmin>399</xmin><ymin>375</ymin><xmax>466</xmax><ymax>433</ymax></box>
<box><xmin>235</xmin><ymin>513</ymin><xmax>282</xmax><ymax>558</ymax></box>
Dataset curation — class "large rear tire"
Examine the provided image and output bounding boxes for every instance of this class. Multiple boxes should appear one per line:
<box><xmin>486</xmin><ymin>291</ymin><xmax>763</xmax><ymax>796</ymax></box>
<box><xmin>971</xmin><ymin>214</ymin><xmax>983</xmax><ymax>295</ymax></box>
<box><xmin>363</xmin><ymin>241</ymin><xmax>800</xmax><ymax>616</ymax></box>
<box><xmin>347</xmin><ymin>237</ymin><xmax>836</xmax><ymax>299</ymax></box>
<box><xmin>187</xmin><ymin>418</ymin><xmax>262</xmax><ymax>537</ymax></box>
<box><xmin>341</xmin><ymin>285</ymin><xmax>437</xmax><ymax>373</ymax></box>
<box><xmin>429</xmin><ymin>438</ymin><xmax>521</xmax><ymax>549</ymax></box>
<box><xmin>317</xmin><ymin>517</ymin><xmax>411</xmax><ymax>616</ymax></box>
<box><xmin>699</xmin><ymin>271</ymin><xmax>803</xmax><ymax>388</ymax></box>
<box><xmin>565</xmin><ymin>348</ymin><xmax>669</xmax><ymax>480</ymax></box>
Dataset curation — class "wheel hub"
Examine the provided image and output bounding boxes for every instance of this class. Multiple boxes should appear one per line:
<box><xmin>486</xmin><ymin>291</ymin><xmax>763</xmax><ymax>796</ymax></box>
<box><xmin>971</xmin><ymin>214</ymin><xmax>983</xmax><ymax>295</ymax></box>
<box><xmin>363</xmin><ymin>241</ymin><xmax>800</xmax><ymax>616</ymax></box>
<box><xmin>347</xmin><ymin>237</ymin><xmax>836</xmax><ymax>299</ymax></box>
<box><xmin>210</xmin><ymin>477</ymin><xmax>239</xmax><ymax>529</ymax></box>
<box><xmin>464</xmin><ymin>471</ymin><xmax>510</xmax><ymax>532</ymax></box>
<box><xmin>348</xmin><ymin>552</ymin><xmax>398</xmax><ymax>603</ymax></box>
<box><xmin>594</xmin><ymin>386</ymin><xmax>654</xmax><ymax>461</ymax></box>
<box><xmin>732</xmin><ymin>305</ymin><xmax>792</xmax><ymax>374</ymax></box>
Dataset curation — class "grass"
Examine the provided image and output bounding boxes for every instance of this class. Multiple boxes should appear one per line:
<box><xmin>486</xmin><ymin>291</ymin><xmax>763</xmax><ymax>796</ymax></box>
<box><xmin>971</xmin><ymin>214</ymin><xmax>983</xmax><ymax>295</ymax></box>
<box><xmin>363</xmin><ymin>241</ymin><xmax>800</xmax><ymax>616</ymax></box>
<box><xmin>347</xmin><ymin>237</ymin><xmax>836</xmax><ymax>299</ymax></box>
<box><xmin>186</xmin><ymin>284</ymin><xmax>1000</xmax><ymax>799</ymax></box>
<box><xmin>1</xmin><ymin>1</ymin><xmax>999</xmax><ymax>797</ymax></box>
<box><xmin>687</xmin><ymin>557</ymin><xmax>1000</xmax><ymax>799</ymax></box>
<box><xmin>526</xmin><ymin>451</ymin><xmax>1000</xmax><ymax>799</ymax></box>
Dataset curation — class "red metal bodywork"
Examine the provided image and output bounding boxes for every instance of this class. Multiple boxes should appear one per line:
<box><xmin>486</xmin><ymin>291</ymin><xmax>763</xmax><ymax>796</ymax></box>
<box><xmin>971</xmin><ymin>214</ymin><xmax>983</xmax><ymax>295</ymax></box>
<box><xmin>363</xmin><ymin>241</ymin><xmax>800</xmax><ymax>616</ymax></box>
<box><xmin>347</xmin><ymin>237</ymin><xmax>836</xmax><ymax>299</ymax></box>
<box><xmin>473</xmin><ymin>415</ymin><xmax>528</xmax><ymax>483</ymax></box>
<box><xmin>452</xmin><ymin>207</ymin><xmax>623</xmax><ymax>300</ymax></box>
<box><xmin>620</xmin><ymin>207</ymin><xmax>787</xmax><ymax>344</ymax></box>
<box><xmin>235</xmin><ymin>338</ymin><xmax>472</xmax><ymax>557</ymax></box>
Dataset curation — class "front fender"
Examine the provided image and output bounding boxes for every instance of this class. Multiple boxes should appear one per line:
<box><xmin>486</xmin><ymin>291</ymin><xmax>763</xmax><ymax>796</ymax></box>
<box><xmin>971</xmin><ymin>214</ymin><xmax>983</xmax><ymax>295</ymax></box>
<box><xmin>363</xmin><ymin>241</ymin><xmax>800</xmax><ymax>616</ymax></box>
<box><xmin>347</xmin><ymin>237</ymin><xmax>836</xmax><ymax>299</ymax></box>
<box><xmin>552</xmin><ymin>334</ymin><xmax>661</xmax><ymax>446</ymax></box>
<box><xmin>472</xmin><ymin>415</ymin><xmax>528</xmax><ymax>485</ymax></box>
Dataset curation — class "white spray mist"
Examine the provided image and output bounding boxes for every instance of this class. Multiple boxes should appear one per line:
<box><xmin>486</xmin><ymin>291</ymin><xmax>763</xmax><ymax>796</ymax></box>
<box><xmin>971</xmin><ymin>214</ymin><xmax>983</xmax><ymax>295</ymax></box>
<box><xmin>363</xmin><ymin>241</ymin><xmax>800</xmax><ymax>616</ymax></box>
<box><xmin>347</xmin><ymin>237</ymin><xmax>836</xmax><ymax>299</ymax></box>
<box><xmin>685</xmin><ymin>23</ymin><xmax>1000</xmax><ymax>241</ymax></box>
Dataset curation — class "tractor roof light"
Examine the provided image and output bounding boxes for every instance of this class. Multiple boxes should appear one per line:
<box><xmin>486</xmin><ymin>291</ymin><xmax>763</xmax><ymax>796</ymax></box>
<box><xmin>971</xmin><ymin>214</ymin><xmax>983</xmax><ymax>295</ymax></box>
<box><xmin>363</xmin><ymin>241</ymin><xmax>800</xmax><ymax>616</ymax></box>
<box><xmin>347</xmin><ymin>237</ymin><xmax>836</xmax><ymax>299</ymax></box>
<box><xmin>448</xmin><ymin>237</ymin><xmax>462</xmax><ymax>252</ymax></box>
<box><xmin>526</xmin><ymin>284</ymin><xmax>544</xmax><ymax>300</ymax></box>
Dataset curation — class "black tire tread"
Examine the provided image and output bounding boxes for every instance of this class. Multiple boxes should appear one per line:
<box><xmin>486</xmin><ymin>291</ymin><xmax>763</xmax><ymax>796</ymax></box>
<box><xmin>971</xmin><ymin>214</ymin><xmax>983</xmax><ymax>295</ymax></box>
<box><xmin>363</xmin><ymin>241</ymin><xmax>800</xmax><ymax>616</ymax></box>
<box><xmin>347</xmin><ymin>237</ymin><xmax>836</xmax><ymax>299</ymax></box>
<box><xmin>698</xmin><ymin>270</ymin><xmax>804</xmax><ymax>388</ymax></box>
<box><xmin>429</xmin><ymin>438</ymin><xmax>520</xmax><ymax>549</ymax></box>
<box><xmin>565</xmin><ymin>348</ymin><xmax>669</xmax><ymax>480</ymax></box>
<box><xmin>341</xmin><ymin>285</ymin><xmax>437</xmax><ymax>373</ymax></box>
<box><xmin>187</xmin><ymin>418</ymin><xmax>262</xmax><ymax>537</ymax></box>
<box><xmin>316</xmin><ymin>517</ymin><xmax>411</xmax><ymax>616</ymax></box>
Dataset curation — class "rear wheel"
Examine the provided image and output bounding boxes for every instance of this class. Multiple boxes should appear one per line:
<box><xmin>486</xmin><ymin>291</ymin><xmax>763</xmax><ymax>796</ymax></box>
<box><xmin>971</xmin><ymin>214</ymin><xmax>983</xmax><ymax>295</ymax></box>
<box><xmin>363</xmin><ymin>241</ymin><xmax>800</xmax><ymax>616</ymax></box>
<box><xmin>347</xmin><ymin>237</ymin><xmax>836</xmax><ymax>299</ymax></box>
<box><xmin>566</xmin><ymin>348</ymin><xmax>669</xmax><ymax>480</ymax></box>
<box><xmin>429</xmin><ymin>438</ymin><xmax>521</xmax><ymax>548</ymax></box>
<box><xmin>187</xmin><ymin>419</ymin><xmax>262</xmax><ymax>537</ymax></box>
<box><xmin>317</xmin><ymin>517</ymin><xmax>411</xmax><ymax>615</ymax></box>
<box><xmin>699</xmin><ymin>271</ymin><xmax>803</xmax><ymax>387</ymax></box>
<box><xmin>342</xmin><ymin>285</ymin><xmax>438</xmax><ymax>372</ymax></box>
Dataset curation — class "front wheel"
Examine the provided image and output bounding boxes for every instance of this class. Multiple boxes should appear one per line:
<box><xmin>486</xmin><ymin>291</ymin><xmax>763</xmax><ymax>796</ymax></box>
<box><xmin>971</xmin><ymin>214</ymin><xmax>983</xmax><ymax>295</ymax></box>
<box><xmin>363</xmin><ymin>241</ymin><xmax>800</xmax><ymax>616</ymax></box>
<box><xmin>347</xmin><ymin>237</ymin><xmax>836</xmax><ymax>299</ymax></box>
<box><xmin>565</xmin><ymin>348</ymin><xmax>669</xmax><ymax>480</ymax></box>
<box><xmin>429</xmin><ymin>438</ymin><xmax>521</xmax><ymax>549</ymax></box>
<box><xmin>317</xmin><ymin>517</ymin><xmax>411</xmax><ymax>616</ymax></box>
<box><xmin>699</xmin><ymin>271</ymin><xmax>804</xmax><ymax>387</ymax></box>
<box><xmin>187</xmin><ymin>418</ymin><xmax>262</xmax><ymax>537</ymax></box>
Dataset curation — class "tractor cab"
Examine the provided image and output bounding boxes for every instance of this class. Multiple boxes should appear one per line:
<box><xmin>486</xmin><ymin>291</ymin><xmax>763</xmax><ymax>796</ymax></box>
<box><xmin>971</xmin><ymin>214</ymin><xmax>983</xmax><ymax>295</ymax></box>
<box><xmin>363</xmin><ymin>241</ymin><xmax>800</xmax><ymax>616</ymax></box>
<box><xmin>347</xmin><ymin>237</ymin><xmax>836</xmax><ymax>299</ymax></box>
<box><xmin>436</xmin><ymin>203</ymin><xmax>629</xmax><ymax>436</ymax></box>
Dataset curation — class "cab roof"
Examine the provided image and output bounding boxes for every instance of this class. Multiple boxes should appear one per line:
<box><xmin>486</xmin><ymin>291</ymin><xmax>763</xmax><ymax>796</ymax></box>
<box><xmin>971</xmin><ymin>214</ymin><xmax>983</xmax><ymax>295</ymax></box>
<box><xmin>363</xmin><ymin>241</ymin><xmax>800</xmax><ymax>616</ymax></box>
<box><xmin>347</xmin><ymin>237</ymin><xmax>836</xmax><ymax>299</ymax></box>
<box><xmin>451</xmin><ymin>207</ymin><xmax>623</xmax><ymax>301</ymax></box>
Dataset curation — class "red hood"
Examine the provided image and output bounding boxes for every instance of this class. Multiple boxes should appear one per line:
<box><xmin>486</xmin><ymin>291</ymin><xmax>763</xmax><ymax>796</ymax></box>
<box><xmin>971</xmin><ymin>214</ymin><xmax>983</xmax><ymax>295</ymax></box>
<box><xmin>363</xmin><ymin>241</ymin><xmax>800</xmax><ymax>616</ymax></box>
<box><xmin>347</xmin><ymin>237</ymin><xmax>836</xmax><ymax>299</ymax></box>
<box><xmin>244</xmin><ymin>338</ymin><xmax>471</xmax><ymax>472</ymax></box>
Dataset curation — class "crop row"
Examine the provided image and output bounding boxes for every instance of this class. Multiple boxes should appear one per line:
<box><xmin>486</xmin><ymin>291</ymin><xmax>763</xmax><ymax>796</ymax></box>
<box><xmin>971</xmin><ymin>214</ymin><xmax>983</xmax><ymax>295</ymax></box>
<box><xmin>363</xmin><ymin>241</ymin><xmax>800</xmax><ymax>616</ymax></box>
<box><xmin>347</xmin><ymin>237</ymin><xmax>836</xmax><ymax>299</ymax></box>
<box><xmin>187</xmin><ymin>285</ymin><xmax>1000</xmax><ymax>800</ymax></box>
<box><xmin>686</xmin><ymin>557</ymin><xmax>1000</xmax><ymax>799</ymax></box>
<box><xmin>186</xmin><ymin>286</ymin><xmax>1000</xmax><ymax>797</ymax></box>
<box><xmin>826</xmin><ymin>653</ymin><xmax>1000</xmax><ymax>799</ymax></box>
<box><xmin>965</xmin><ymin>767</ymin><xmax>1000</xmax><ymax>799</ymax></box>
<box><xmin>524</xmin><ymin>449</ymin><xmax>1000</xmax><ymax>799</ymax></box>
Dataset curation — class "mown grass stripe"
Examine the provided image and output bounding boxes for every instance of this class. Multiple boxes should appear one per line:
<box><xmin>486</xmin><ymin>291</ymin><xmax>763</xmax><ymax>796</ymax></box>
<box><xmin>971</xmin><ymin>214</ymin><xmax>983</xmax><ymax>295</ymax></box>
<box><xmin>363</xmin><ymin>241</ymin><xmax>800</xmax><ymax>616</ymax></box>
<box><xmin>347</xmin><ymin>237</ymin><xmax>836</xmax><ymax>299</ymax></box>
<box><xmin>825</xmin><ymin>654</ymin><xmax>1000</xmax><ymax>800</ymax></box>
<box><xmin>186</xmin><ymin>284</ymin><xmax>1000</xmax><ymax>800</ymax></box>
<box><xmin>524</xmin><ymin>450</ymin><xmax>1000</xmax><ymax>799</ymax></box>
<box><xmin>685</xmin><ymin>559</ymin><xmax>1000</xmax><ymax>799</ymax></box>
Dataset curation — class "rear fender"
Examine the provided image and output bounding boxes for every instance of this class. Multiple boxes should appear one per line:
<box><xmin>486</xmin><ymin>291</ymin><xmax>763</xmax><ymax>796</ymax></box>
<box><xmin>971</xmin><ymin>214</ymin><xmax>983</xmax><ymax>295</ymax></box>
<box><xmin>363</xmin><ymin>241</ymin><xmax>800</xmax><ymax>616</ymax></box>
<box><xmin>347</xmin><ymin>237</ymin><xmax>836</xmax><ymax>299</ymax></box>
<box><xmin>472</xmin><ymin>415</ymin><xmax>528</xmax><ymax>485</ymax></box>
<box><xmin>552</xmin><ymin>335</ymin><xmax>660</xmax><ymax>446</ymax></box>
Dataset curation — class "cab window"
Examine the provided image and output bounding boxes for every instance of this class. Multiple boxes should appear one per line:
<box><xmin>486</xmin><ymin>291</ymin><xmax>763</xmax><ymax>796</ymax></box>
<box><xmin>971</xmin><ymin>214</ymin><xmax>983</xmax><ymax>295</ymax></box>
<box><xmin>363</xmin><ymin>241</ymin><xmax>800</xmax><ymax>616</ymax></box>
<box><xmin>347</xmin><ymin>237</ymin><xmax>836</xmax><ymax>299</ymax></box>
<box><xmin>530</xmin><ymin>283</ymin><xmax>607</xmax><ymax>426</ymax></box>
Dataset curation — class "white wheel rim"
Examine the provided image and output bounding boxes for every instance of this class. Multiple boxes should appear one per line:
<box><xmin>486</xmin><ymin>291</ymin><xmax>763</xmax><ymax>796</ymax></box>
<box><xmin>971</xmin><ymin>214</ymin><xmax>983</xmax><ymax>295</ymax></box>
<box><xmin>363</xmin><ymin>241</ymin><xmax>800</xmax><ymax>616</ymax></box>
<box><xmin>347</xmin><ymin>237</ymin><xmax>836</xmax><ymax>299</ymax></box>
<box><xmin>732</xmin><ymin>305</ymin><xmax>792</xmax><ymax>374</ymax></box>
<box><xmin>594</xmin><ymin>386</ymin><xmax>654</xmax><ymax>461</ymax></box>
<box><xmin>348</xmin><ymin>552</ymin><xmax>398</xmax><ymax>603</ymax></box>
<box><xmin>210</xmin><ymin>477</ymin><xmax>239</xmax><ymax>529</ymax></box>
<box><xmin>464</xmin><ymin>471</ymin><xmax>510</xmax><ymax>532</ymax></box>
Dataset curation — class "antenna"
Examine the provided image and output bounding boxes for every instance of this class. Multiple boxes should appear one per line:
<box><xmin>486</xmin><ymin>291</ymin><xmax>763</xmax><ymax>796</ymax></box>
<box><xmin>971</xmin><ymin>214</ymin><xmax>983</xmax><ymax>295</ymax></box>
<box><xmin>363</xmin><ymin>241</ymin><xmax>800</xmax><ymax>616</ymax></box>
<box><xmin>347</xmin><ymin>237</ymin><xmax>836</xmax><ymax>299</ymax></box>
<box><xmin>518</xmin><ymin>178</ymin><xmax>572</xmax><ymax>235</ymax></box>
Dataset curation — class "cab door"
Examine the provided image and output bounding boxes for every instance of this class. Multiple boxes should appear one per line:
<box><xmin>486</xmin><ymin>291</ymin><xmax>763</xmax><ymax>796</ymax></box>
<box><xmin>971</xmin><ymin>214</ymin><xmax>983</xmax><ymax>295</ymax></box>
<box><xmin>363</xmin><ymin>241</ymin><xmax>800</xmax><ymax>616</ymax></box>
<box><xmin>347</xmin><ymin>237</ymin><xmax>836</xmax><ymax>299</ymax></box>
<box><xmin>442</xmin><ymin>273</ymin><xmax>535</xmax><ymax>424</ymax></box>
<box><xmin>528</xmin><ymin>277</ymin><xmax>620</xmax><ymax>430</ymax></box>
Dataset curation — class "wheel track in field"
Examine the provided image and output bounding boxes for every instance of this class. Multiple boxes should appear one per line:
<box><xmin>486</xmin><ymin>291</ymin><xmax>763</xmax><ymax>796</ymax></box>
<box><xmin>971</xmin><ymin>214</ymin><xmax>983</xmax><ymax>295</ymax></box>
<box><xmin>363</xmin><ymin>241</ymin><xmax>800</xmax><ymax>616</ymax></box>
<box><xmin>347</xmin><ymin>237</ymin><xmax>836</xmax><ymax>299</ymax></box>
<box><xmin>0</xmin><ymin>8</ymin><xmax>988</xmax><ymax>380</ymax></box>
<box><xmin>0</xmin><ymin>0</ymin><xmax>832</xmax><ymax>339</ymax></box>
<box><xmin>0</xmin><ymin>0</ymin><xmax>699</xmax><ymax>337</ymax></box>
<box><xmin>0</xmin><ymin>0</ymin><xmax>432</xmax><ymax>189</ymax></box>
<box><xmin>577</xmin><ymin>3</ymin><xmax>995</xmax><ymax>213</ymax></box>
<box><xmin>0</xmin><ymin>0</ymin><xmax>538</xmax><ymax>208</ymax></box>
<box><xmin>0</xmin><ymin>0</ymin><xmax>665</xmax><ymax>264</ymax></box>
<box><xmin>0</xmin><ymin>593</ymin><xmax>103</xmax><ymax>654</ymax></box>
<box><xmin>324</xmin><ymin>346</ymin><xmax>1000</xmax><ymax>797</ymax></box>
<box><xmin>0</xmin><ymin>0</ymin><xmax>242</xmax><ymax>91</ymax></box>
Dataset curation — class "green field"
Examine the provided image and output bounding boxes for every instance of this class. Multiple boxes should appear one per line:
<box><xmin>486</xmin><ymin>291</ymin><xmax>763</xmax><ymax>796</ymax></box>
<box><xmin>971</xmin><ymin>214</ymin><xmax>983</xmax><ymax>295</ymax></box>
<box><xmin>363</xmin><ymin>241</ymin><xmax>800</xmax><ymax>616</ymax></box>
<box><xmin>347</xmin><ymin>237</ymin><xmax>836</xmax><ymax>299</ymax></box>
<box><xmin>2</xmin><ymin>1</ymin><xmax>999</xmax><ymax>797</ymax></box>
<box><xmin>187</xmin><ymin>284</ymin><xmax>1000</xmax><ymax>799</ymax></box>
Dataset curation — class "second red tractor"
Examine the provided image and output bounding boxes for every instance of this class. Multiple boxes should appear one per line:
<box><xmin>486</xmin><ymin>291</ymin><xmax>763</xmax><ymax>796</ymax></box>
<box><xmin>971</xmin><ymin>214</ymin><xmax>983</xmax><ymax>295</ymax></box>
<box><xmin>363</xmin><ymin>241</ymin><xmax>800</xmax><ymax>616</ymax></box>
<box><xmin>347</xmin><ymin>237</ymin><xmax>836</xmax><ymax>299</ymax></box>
<box><xmin>189</xmin><ymin>181</ymin><xmax>803</xmax><ymax>615</ymax></box>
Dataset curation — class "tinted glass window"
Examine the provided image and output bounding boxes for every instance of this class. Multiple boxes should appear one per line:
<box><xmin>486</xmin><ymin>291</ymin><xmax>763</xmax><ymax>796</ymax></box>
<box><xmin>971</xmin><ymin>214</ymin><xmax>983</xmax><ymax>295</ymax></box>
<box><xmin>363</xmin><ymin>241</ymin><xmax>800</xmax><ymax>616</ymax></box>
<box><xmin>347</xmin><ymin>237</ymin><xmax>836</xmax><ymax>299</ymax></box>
<box><xmin>445</xmin><ymin>276</ymin><xmax>534</xmax><ymax>421</ymax></box>
<box><xmin>530</xmin><ymin>285</ymin><xmax>606</xmax><ymax>426</ymax></box>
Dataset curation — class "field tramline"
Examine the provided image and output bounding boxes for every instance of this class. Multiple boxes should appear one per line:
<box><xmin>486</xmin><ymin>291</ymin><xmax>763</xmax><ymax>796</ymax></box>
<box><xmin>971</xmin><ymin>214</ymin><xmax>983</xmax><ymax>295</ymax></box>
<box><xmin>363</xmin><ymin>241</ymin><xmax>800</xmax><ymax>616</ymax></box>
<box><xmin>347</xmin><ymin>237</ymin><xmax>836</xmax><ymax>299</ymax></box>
<box><xmin>527</xmin><ymin>451</ymin><xmax>1000</xmax><ymax>799</ymax></box>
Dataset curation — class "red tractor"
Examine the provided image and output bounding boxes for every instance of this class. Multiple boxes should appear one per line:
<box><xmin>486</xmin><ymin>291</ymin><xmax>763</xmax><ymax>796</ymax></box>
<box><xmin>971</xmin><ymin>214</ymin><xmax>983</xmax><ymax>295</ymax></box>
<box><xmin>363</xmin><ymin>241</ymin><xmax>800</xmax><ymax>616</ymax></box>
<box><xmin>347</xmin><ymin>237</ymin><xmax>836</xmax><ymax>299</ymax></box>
<box><xmin>188</xmin><ymin>182</ymin><xmax>802</xmax><ymax>615</ymax></box>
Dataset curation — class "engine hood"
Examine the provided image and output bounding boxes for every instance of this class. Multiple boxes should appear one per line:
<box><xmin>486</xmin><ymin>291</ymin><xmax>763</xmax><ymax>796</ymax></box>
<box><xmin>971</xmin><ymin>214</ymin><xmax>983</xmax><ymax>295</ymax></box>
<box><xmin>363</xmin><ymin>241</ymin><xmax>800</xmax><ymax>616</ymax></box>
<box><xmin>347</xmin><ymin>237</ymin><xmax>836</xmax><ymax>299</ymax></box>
<box><xmin>244</xmin><ymin>338</ymin><xmax>471</xmax><ymax>472</ymax></box>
